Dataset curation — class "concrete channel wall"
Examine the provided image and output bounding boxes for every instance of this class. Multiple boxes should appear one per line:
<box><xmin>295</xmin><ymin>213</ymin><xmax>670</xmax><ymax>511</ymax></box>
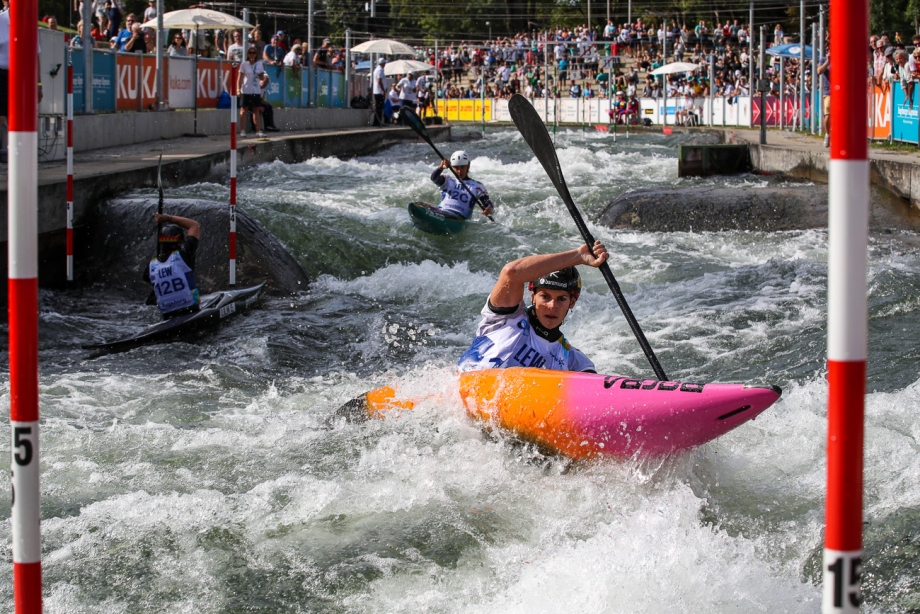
<box><xmin>0</xmin><ymin>109</ymin><xmax>448</xmax><ymax>288</ymax></box>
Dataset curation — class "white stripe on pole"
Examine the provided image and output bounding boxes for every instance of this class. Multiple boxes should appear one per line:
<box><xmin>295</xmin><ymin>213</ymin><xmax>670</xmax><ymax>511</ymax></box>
<box><xmin>827</xmin><ymin>159</ymin><xmax>869</xmax><ymax>361</ymax></box>
<box><xmin>9</xmin><ymin>134</ymin><xmax>39</xmax><ymax>279</ymax></box>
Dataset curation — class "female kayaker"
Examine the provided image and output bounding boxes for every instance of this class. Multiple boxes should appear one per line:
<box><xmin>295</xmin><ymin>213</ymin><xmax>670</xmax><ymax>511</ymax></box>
<box><xmin>144</xmin><ymin>213</ymin><xmax>201</xmax><ymax>320</ymax></box>
<box><xmin>430</xmin><ymin>150</ymin><xmax>495</xmax><ymax>219</ymax></box>
<box><xmin>457</xmin><ymin>240</ymin><xmax>608</xmax><ymax>373</ymax></box>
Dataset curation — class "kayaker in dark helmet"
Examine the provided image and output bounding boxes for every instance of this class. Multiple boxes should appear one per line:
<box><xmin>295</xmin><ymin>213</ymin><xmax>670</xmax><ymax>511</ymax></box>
<box><xmin>144</xmin><ymin>213</ymin><xmax>201</xmax><ymax>319</ymax></box>
<box><xmin>457</xmin><ymin>240</ymin><xmax>609</xmax><ymax>372</ymax></box>
<box><xmin>430</xmin><ymin>150</ymin><xmax>495</xmax><ymax>219</ymax></box>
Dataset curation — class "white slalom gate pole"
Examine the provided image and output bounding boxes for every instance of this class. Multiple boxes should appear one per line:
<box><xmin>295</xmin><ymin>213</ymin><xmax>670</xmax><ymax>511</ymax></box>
<box><xmin>823</xmin><ymin>0</ymin><xmax>869</xmax><ymax>611</ymax></box>
<box><xmin>66</xmin><ymin>54</ymin><xmax>74</xmax><ymax>281</ymax></box>
<box><xmin>230</xmin><ymin>63</ymin><xmax>238</xmax><ymax>286</ymax></box>
<box><xmin>10</xmin><ymin>0</ymin><xmax>43</xmax><ymax>609</ymax></box>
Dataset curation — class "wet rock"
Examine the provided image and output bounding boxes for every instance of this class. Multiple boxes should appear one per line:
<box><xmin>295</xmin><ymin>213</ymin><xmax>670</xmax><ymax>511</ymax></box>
<box><xmin>599</xmin><ymin>185</ymin><xmax>830</xmax><ymax>232</ymax></box>
<box><xmin>85</xmin><ymin>198</ymin><xmax>310</xmax><ymax>297</ymax></box>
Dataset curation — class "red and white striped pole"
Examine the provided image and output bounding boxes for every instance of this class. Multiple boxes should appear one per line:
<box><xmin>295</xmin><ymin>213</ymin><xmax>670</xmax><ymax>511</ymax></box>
<box><xmin>823</xmin><ymin>0</ymin><xmax>868</xmax><ymax>611</ymax></box>
<box><xmin>9</xmin><ymin>0</ymin><xmax>43</xmax><ymax>611</ymax></box>
<box><xmin>229</xmin><ymin>63</ymin><xmax>238</xmax><ymax>286</ymax></box>
<box><xmin>66</xmin><ymin>56</ymin><xmax>74</xmax><ymax>281</ymax></box>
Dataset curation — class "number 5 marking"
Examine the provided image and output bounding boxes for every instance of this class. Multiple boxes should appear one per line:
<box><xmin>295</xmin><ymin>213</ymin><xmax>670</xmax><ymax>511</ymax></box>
<box><xmin>13</xmin><ymin>427</ymin><xmax>33</xmax><ymax>466</ymax></box>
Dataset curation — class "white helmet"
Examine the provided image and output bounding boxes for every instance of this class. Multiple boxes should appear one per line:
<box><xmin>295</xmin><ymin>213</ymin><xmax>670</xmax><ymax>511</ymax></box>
<box><xmin>450</xmin><ymin>150</ymin><xmax>470</xmax><ymax>167</ymax></box>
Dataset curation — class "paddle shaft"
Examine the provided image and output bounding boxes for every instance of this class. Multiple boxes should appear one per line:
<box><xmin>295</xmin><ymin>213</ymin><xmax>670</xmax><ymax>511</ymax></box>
<box><xmin>156</xmin><ymin>154</ymin><xmax>163</xmax><ymax>258</ymax></box>
<box><xmin>507</xmin><ymin>94</ymin><xmax>668</xmax><ymax>381</ymax></box>
<box><xmin>401</xmin><ymin>108</ymin><xmax>494</xmax><ymax>221</ymax></box>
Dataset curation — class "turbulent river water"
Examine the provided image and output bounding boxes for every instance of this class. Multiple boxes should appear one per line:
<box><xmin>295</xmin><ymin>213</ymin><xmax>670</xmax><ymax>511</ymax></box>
<box><xmin>2</xmin><ymin>128</ymin><xmax>919</xmax><ymax>613</ymax></box>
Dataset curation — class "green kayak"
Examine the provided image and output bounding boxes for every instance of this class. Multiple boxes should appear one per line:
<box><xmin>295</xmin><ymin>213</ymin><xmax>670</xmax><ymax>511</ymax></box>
<box><xmin>407</xmin><ymin>202</ymin><xmax>467</xmax><ymax>235</ymax></box>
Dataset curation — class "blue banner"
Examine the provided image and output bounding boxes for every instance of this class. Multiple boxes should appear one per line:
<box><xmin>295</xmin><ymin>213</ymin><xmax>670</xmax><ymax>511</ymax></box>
<box><xmin>315</xmin><ymin>70</ymin><xmax>331</xmax><ymax>108</ymax></box>
<box><xmin>301</xmin><ymin>69</ymin><xmax>311</xmax><ymax>106</ymax></box>
<box><xmin>891</xmin><ymin>85</ymin><xmax>919</xmax><ymax>144</ymax></box>
<box><xmin>68</xmin><ymin>50</ymin><xmax>122</xmax><ymax>113</ymax></box>
<box><xmin>331</xmin><ymin>72</ymin><xmax>345</xmax><ymax>108</ymax></box>
<box><xmin>284</xmin><ymin>67</ymin><xmax>302</xmax><ymax>108</ymax></box>
<box><xmin>263</xmin><ymin>64</ymin><xmax>284</xmax><ymax>107</ymax></box>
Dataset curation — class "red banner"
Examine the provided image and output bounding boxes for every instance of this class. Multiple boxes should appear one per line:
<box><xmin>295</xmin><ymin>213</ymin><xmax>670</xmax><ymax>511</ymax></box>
<box><xmin>115</xmin><ymin>53</ymin><xmax>161</xmax><ymax>111</ymax></box>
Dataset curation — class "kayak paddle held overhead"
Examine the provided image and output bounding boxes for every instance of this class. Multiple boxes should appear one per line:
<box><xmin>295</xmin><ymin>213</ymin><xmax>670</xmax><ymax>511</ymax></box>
<box><xmin>400</xmin><ymin>107</ymin><xmax>494</xmax><ymax>222</ymax></box>
<box><xmin>506</xmin><ymin>93</ymin><xmax>668</xmax><ymax>381</ymax></box>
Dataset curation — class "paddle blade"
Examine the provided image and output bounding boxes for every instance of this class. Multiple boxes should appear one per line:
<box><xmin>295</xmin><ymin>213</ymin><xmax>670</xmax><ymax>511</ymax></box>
<box><xmin>507</xmin><ymin>94</ymin><xmax>575</xmax><ymax>206</ymax></box>
<box><xmin>400</xmin><ymin>107</ymin><xmax>436</xmax><ymax>148</ymax></box>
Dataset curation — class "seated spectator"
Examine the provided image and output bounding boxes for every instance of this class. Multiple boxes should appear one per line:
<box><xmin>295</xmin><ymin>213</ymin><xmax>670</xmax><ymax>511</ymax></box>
<box><xmin>569</xmin><ymin>79</ymin><xmax>581</xmax><ymax>97</ymax></box>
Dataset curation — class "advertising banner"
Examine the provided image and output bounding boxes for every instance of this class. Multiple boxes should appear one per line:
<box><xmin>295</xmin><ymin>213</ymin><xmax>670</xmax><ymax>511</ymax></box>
<box><xmin>314</xmin><ymin>71</ymin><xmax>330</xmax><ymax>107</ymax></box>
<box><xmin>891</xmin><ymin>85</ymin><xmax>919</xmax><ymax>144</ymax></box>
<box><xmin>868</xmin><ymin>85</ymin><xmax>891</xmax><ymax>140</ymax></box>
<box><xmin>284</xmin><ymin>67</ymin><xmax>302</xmax><ymax>108</ymax></box>
<box><xmin>167</xmin><ymin>57</ymin><xmax>194</xmax><ymax>109</ymax></box>
<box><xmin>331</xmin><ymin>72</ymin><xmax>346</xmax><ymax>108</ymax></box>
<box><xmin>115</xmin><ymin>53</ymin><xmax>158</xmax><ymax>110</ymax></box>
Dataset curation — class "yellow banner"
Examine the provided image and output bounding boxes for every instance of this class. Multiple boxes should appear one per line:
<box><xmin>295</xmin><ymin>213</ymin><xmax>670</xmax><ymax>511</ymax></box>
<box><xmin>433</xmin><ymin>99</ymin><xmax>492</xmax><ymax>121</ymax></box>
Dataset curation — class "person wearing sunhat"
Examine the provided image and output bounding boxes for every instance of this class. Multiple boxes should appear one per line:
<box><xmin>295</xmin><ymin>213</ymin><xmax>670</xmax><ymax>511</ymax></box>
<box><xmin>372</xmin><ymin>57</ymin><xmax>387</xmax><ymax>126</ymax></box>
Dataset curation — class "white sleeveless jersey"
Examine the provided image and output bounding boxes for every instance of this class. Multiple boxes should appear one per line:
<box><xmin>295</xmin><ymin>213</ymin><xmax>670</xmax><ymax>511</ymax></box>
<box><xmin>149</xmin><ymin>251</ymin><xmax>200</xmax><ymax>314</ymax></box>
<box><xmin>438</xmin><ymin>175</ymin><xmax>488</xmax><ymax>219</ymax></box>
<box><xmin>457</xmin><ymin>301</ymin><xmax>595</xmax><ymax>372</ymax></box>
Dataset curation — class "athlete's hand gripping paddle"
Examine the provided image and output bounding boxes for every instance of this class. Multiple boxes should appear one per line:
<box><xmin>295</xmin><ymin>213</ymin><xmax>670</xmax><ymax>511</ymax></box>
<box><xmin>507</xmin><ymin>94</ymin><xmax>668</xmax><ymax>381</ymax></box>
<box><xmin>400</xmin><ymin>107</ymin><xmax>495</xmax><ymax>222</ymax></box>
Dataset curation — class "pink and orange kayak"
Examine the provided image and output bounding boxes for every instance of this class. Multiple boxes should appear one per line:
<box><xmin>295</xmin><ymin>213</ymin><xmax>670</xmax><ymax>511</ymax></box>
<box><xmin>341</xmin><ymin>368</ymin><xmax>781</xmax><ymax>460</ymax></box>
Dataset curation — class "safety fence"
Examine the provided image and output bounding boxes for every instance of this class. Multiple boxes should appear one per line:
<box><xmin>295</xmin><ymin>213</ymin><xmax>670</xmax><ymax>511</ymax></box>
<box><xmin>65</xmin><ymin>48</ymin><xmax>358</xmax><ymax>113</ymax></box>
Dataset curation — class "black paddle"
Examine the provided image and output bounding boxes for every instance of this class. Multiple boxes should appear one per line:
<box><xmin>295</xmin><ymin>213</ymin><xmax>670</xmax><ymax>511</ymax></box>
<box><xmin>156</xmin><ymin>154</ymin><xmax>164</xmax><ymax>256</ymax></box>
<box><xmin>507</xmin><ymin>94</ymin><xmax>668</xmax><ymax>382</ymax></box>
<box><xmin>400</xmin><ymin>107</ymin><xmax>494</xmax><ymax>222</ymax></box>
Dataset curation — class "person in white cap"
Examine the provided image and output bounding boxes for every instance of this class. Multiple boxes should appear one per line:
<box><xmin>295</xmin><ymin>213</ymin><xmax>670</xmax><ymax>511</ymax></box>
<box><xmin>372</xmin><ymin>57</ymin><xmax>387</xmax><ymax>126</ymax></box>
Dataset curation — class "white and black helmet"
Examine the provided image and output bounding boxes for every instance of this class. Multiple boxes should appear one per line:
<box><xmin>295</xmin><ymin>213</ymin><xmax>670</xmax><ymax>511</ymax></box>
<box><xmin>449</xmin><ymin>150</ymin><xmax>471</xmax><ymax>167</ymax></box>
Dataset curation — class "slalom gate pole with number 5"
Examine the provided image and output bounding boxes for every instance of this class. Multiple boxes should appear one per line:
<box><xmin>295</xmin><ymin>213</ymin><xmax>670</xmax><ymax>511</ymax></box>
<box><xmin>823</xmin><ymin>0</ymin><xmax>868</xmax><ymax>612</ymax></box>
<box><xmin>10</xmin><ymin>0</ymin><xmax>43</xmax><ymax>609</ymax></box>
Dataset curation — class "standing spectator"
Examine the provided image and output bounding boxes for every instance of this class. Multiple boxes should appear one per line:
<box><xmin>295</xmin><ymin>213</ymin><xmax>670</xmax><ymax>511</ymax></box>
<box><xmin>372</xmin><ymin>57</ymin><xmax>387</xmax><ymax>126</ymax></box>
<box><xmin>263</xmin><ymin>34</ymin><xmax>284</xmax><ymax>68</ymax></box>
<box><xmin>105</xmin><ymin>0</ymin><xmax>121</xmax><ymax>39</ymax></box>
<box><xmin>124</xmin><ymin>19</ymin><xmax>145</xmax><ymax>53</ymax></box>
<box><xmin>142</xmin><ymin>0</ymin><xmax>155</xmax><ymax>34</ymax></box>
<box><xmin>313</xmin><ymin>37</ymin><xmax>332</xmax><ymax>69</ymax></box>
<box><xmin>283</xmin><ymin>43</ymin><xmax>303</xmax><ymax>67</ymax></box>
<box><xmin>250</xmin><ymin>28</ymin><xmax>265</xmax><ymax>58</ymax></box>
<box><xmin>226</xmin><ymin>29</ymin><xmax>243</xmax><ymax>62</ymax></box>
<box><xmin>873</xmin><ymin>39</ymin><xmax>888</xmax><ymax>86</ymax></box>
<box><xmin>773</xmin><ymin>23</ymin><xmax>784</xmax><ymax>46</ymax></box>
<box><xmin>112</xmin><ymin>14</ymin><xmax>134</xmax><ymax>50</ymax></box>
<box><xmin>387</xmin><ymin>81</ymin><xmax>402</xmax><ymax>119</ymax></box>
<box><xmin>397</xmin><ymin>71</ymin><xmax>418</xmax><ymax>119</ymax></box>
<box><xmin>275</xmin><ymin>30</ymin><xmax>287</xmax><ymax>52</ymax></box>
<box><xmin>238</xmin><ymin>46</ymin><xmax>266</xmax><ymax>137</ymax></box>
<box><xmin>167</xmin><ymin>31</ymin><xmax>187</xmax><ymax>56</ymax></box>
<box><xmin>416</xmin><ymin>71</ymin><xmax>431</xmax><ymax>116</ymax></box>
<box><xmin>817</xmin><ymin>51</ymin><xmax>830</xmax><ymax>146</ymax></box>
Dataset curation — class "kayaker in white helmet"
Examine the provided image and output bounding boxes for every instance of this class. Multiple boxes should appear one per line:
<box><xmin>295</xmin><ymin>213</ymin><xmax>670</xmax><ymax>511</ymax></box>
<box><xmin>430</xmin><ymin>150</ymin><xmax>495</xmax><ymax>219</ymax></box>
<box><xmin>457</xmin><ymin>240</ymin><xmax>608</xmax><ymax>373</ymax></box>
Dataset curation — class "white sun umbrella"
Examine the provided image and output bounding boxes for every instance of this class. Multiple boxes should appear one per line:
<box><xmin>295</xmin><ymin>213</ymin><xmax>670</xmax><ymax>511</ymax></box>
<box><xmin>351</xmin><ymin>38</ymin><xmax>416</xmax><ymax>55</ymax></box>
<box><xmin>648</xmin><ymin>61</ymin><xmax>701</xmax><ymax>76</ymax></box>
<box><xmin>141</xmin><ymin>8</ymin><xmax>253</xmax><ymax>135</ymax></box>
<box><xmin>647</xmin><ymin>62</ymin><xmax>701</xmax><ymax>127</ymax></box>
<box><xmin>383</xmin><ymin>59</ymin><xmax>434</xmax><ymax>76</ymax></box>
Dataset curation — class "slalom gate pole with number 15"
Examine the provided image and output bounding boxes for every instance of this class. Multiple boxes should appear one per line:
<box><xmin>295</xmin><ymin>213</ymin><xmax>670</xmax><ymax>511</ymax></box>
<box><xmin>823</xmin><ymin>0</ymin><xmax>868</xmax><ymax>611</ymax></box>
